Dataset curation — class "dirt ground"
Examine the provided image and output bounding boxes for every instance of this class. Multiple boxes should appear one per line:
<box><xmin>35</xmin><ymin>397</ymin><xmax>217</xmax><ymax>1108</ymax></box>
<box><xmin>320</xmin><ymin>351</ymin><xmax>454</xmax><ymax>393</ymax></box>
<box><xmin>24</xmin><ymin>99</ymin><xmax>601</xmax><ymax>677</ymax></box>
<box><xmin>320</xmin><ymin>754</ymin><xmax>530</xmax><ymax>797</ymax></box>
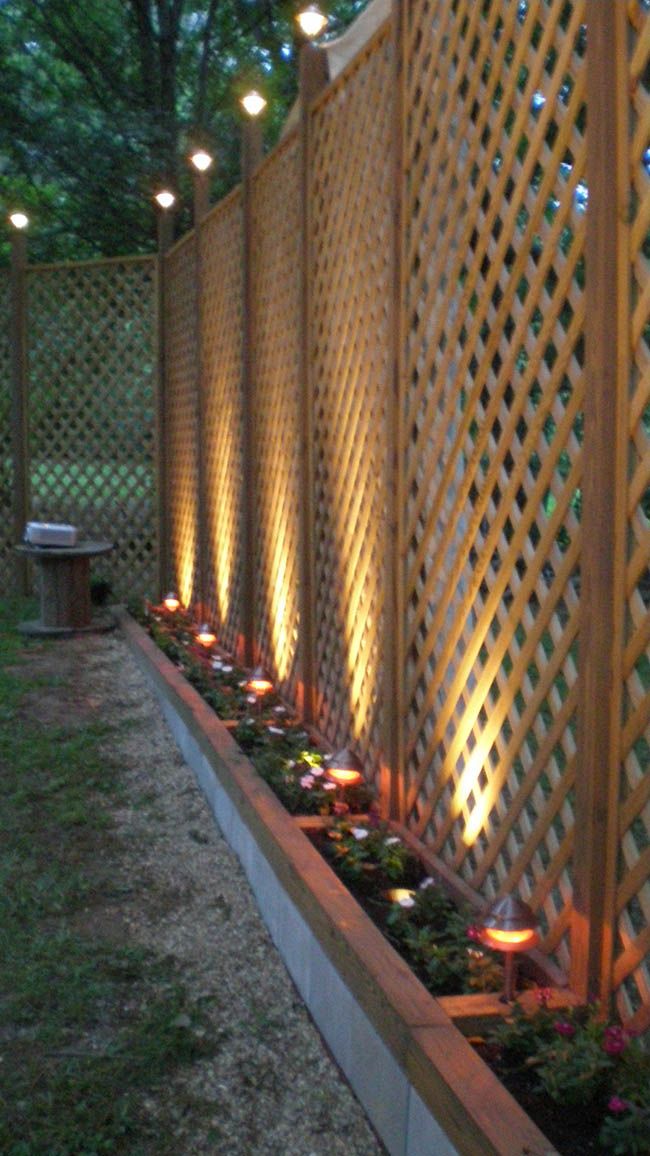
<box><xmin>13</xmin><ymin>628</ymin><xmax>387</xmax><ymax>1156</ymax></box>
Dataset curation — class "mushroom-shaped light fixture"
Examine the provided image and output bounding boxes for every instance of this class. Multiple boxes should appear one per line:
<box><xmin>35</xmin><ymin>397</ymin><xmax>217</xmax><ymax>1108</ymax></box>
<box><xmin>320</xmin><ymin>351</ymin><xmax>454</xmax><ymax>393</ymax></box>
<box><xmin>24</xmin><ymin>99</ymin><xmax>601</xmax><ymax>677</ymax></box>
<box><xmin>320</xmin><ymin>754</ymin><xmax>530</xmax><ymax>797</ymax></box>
<box><xmin>479</xmin><ymin>894</ymin><xmax>539</xmax><ymax>1002</ymax></box>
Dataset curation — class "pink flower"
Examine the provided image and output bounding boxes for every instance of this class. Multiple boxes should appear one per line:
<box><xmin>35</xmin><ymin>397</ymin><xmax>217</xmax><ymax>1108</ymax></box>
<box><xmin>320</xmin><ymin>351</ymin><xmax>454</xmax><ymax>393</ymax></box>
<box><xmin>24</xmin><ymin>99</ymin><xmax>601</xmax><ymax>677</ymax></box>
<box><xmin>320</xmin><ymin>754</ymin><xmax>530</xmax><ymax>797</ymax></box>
<box><xmin>333</xmin><ymin>801</ymin><xmax>349</xmax><ymax>816</ymax></box>
<box><xmin>466</xmin><ymin>925</ymin><xmax>483</xmax><ymax>942</ymax></box>
<box><xmin>603</xmin><ymin>1026</ymin><xmax>628</xmax><ymax>1056</ymax></box>
<box><xmin>608</xmin><ymin>1096</ymin><xmax>630</xmax><ymax>1115</ymax></box>
<box><xmin>554</xmin><ymin>1020</ymin><xmax>576</xmax><ymax>1038</ymax></box>
<box><xmin>300</xmin><ymin>774</ymin><xmax>315</xmax><ymax>789</ymax></box>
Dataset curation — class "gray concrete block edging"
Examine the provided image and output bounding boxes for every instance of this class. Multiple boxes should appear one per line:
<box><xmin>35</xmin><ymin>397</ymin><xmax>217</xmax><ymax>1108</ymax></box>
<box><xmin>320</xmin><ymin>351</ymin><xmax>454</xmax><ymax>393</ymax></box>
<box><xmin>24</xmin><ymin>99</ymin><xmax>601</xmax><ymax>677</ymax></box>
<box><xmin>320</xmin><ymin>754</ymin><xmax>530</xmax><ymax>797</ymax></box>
<box><xmin>118</xmin><ymin>610</ymin><xmax>559</xmax><ymax>1156</ymax></box>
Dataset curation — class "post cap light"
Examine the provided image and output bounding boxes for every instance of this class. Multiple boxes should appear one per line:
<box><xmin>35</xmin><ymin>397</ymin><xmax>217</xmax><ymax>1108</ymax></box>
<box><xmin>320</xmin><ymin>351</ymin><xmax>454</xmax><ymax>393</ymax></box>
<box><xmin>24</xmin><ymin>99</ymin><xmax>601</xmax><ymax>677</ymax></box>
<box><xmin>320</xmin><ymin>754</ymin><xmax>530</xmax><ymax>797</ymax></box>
<box><xmin>9</xmin><ymin>211</ymin><xmax>29</xmax><ymax>230</ymax></box>
<box><xmin>297</xmin><ymin>4</ymin><xmax>328</xmax><ymax>38</ymax></box>
<box><xmin>241</xmin><ymin>89</ymin><xmax>267</xmax><ymax>118</ymax></box>
<box><xmin>154</xmin><ymin>189</ymin><xmax>176</xmax><ymax>210</ymax></box>
<box><xmin>326</xmin><ymin>748</ymin><xmax>364</xmax><ymax>788</ymax></box>
<box><xmin>479</xmin><ymin>894</ymin><xmax>539</xmax><ymax>953</ymax></box>
<box><xmin>163</xmin><ymin>592</ymin><xmax>180</xmax><ymax>612</ymax></box>
<box><xmin>246</xmin><ymin>665</ymin><xmax>274</xmax><ymax>694</ymax></box>
<box><xmin>189</xmin><ymin>149</ymin><xmax>213</xmax><ymax>173</ymax></box>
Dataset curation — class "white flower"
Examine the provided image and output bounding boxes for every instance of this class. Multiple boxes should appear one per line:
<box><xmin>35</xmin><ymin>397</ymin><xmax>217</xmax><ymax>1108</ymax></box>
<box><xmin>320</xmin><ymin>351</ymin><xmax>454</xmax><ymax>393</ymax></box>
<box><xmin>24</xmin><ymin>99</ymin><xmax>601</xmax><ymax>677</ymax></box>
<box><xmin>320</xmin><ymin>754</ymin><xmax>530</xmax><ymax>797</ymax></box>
<box><xmin>419</xmin><ymin>876</ymin><xmax>435</xmax><ymax>890</ymax></box>
<box><xmin>398</xmin><ymin>895</ymin><xmax>416</xmax><ymax>908</ymax></box>
<box><xmin>246</xmin><ymin>694</ymin><xmax>257</xmax><ymax>704</ymax></box>
<box><xmin>351</xmin><ymin>827</ymin><xmax>369</xmax><ymax>841</ymax></box>
<box><xmin>311</xmin><ymin>766</ymin><xmax>324</xmax><ymax>778</ymax></box>
<box><xmin>268</xmin><ymin>725</ymin><xmax>284</xmax><ymax>736</ymax></box>
<box><xmin>323</xmin><ymin>782</ymin><xmax>337</xmax><ymax>792</ymax></box>
<box><xmin>212</xmin><ymin>659</ymin><xmax>223</xmax><ymax>670</ymax></box>
<box><xmin>222</xmin><ymin>664</ymin><xmax>233</xmax><ymax>672</ymax></box>
<box><xmin>385</xmin><ymin>836</ymin><xmax>401</xmax><ymax>846</ymax></box>
<box><xmin>273</xmin><ymin>705</ymin><xmax>286</xmax><ymax>714</ymax></box>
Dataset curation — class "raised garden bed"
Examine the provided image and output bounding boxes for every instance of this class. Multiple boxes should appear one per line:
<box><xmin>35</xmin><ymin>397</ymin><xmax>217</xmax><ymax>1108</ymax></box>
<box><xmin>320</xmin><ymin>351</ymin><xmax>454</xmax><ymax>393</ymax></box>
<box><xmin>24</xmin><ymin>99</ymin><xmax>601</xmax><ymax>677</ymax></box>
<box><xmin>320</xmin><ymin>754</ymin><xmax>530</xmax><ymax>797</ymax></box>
<box><xmin>118</xmin><ymin>607</ymin><xmax>649</xmax><ymax>1156</ymax></box>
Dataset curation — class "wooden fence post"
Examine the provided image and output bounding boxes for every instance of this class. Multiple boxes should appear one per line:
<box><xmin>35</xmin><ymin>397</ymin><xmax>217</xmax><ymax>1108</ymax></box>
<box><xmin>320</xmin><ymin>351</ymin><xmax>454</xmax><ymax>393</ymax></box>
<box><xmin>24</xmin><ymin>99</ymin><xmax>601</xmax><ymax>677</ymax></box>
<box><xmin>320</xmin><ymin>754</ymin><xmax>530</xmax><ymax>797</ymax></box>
<box><xmin>10</xmin><ymin>223</ymin><xmax>30</xmax><ymax>596</ymax></box>
<box><xmin>382</xmin><ymin>0</ymin><xmax>407</xmax><ymax>820</ymax></box>
<box><xmin>155</xmin><ymin>201</ymin><xmax>175</xmax><ymax>601</ymax></box>
<box><xmin>572</xmin><ymin>3</ymin><xmax>629</xmax><ymax>1007</ymax></box>
<box><xmin>241</xmin><ymin>114</ymin><xmax>264</xmax><ymax>666</ymax></box>
<box><xmin>298</xmin><ymin>42</ymin><xmax>329</xmax><ymax>723</ymax></box>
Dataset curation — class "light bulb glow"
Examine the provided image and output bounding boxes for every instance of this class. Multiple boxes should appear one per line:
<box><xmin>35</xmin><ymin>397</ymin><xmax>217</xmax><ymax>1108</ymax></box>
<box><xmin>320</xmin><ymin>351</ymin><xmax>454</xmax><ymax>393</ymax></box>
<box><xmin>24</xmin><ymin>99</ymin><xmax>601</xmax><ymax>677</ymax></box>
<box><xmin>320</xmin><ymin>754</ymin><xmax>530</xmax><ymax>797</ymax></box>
<box><xmin>154</xmin><ymin>190</ymin><xmax>176</xmax><ymax>210</ymax></box>
<box><xmin>326</xmin><ymin>766</ymin><xmax>362</xmax><ymax>787</ymax></box>
<box><xmin>9</xmin><ymin>212</ymin><xmax>29</xmax><ymax>230</ymax></box>
<box><xmin>241</xmin><ymin>89</ymin><xmax>267</xmax><ymax>117</ymax></box>
<box><xmin>480</xmin><ymin>926</ymin><xmax>539</xmax><ymax>951</ymax></box>
<box><xmin>247</xmin><ymin>666</ymin><xmax>273</xmax><ymax>695</ymax></box>
<box><xmin>163</xmin><ymin>592</ymin><xmax>181</xmax><ymax>612</ymax></box>
<box><xmin>297</xmin><ymin>4</ymin><xmax>328</xmax><ymax>38</ymax></box>
<box><xmin>196</xmin><ymin>623</ymin><xmax>216</xmax><ymax>647</ymax></box>
<box><xmin>190</xmin><ymin>150</ymin><xmax>213</xmax><ymax>172</ymax></box>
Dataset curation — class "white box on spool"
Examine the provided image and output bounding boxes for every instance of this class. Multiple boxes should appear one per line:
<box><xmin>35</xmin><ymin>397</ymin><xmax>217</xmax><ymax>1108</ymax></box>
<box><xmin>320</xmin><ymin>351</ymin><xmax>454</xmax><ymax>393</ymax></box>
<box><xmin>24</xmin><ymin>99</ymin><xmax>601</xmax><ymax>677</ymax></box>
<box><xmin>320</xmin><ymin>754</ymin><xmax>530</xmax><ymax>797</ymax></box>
<box><xmin>24</xmin><ymin>522</ymin><xmax>79</xmax><ymax>547</ymax></box>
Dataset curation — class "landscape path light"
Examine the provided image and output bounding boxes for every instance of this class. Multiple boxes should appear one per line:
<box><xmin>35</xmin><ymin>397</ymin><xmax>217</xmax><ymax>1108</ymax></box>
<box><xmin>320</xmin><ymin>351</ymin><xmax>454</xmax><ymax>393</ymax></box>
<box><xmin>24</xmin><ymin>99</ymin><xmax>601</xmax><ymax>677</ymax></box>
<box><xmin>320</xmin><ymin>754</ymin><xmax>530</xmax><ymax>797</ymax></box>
<box><xmin>196</xmin><ymin>622</ymin><xmax>217</xmax><ymax>649</ymax></box>
<box><xmin>245</xmin><ymin>665</ymin><xmax>274</xmax><ymax>715</ymax></box>
<box><xmin>478</xmin><ymin>893</ymin><xmax>539</xmax><ymax>1002</ymax></box>
<box><xmin>163</xmin><ymin>592</ymin><xmax>180</xmax><ymax>613</ymax></box>
<box><xmin>296</xmin><ymin>4</ymin><xmax>328</xmax><ymax>39</ymax></box>
<box><xmin>189</xmin><ymin>149</ymin><xmax>213</xmax><ymax>173</ymax></box>
<box><xmin>9</xmin><ymin>211</ymin><xmax>29</xmax><ymax>230</ymax></box>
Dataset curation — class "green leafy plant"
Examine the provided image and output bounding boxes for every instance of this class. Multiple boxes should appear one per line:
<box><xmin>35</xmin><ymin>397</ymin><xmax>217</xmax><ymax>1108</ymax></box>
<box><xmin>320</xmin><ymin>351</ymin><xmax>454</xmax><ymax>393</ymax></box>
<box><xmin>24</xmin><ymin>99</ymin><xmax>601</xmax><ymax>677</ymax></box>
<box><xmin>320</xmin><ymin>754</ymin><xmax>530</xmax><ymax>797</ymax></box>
<box><xmin>486</xmin><ymin>997</ymin><xmax>650</xmax><ymax>1153</ymax></box>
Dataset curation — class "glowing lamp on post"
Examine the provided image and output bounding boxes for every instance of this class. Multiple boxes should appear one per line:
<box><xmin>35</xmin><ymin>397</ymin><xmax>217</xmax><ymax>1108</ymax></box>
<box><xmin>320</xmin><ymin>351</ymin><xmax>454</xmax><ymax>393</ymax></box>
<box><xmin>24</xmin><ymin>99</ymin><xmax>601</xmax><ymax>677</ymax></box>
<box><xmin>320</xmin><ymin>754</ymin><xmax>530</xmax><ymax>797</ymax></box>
<box><xmin>189</xmin><ymin>149</ymin><xmax>213</xmax><ymax>173</ymax></box>
<box><xmin>163</xmin><ymin>592</ymin><xmax>180</xmax><ymax>613</ymax></box>
<box><xmin>154</xmin><ymin>189</ymin><xmax>176</xmax><ymax>211</ymax></box>
<box><xmin>9</xmin><ymin>211</ymin><xmax>29</xmax><ymax>230</ymax></box>
<box><xmin>479</xmin><ymin>894</ymin><xmax>539</xmax><ymax>1003</ymax></box>
<box><xmin>240</xmin><ymin>89</ymin><xmax>267</xmax><ymax>118</ymax></box>
<box><xmin>246</xmin><ymin>665</ymin><xmax>274</xmax><ymax>714</ymax></box>
<box><xmin>325</xmin><ymin>748</ymin><xmax>364</xmax><ymax>809</ymax></box>
<box><xmin>196</xmin><ymin>623</ymin><xmax>216</xmax><ymax>649</ymax></box>
<box><xmin>296</xmin><ymin>4</ymin><xmax>328</xmax><ymax>39</ymax></box>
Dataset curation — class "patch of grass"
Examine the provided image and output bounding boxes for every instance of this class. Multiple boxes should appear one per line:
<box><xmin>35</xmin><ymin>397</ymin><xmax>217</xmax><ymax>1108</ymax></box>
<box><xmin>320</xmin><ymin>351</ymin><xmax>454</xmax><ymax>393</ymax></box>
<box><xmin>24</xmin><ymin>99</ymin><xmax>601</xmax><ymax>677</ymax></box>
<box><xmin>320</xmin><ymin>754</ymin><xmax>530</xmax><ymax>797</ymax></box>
<box><xmin>0</xmin><ymin>598</ymin><xmax>222</xmax><ymax>1155</ymax></box>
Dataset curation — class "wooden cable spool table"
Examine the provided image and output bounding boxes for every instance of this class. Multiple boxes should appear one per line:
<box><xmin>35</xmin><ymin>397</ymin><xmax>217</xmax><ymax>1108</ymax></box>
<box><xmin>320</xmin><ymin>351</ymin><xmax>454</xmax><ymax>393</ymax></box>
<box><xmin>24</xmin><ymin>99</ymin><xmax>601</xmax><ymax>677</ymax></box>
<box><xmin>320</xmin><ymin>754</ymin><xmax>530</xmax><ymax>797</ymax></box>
<box><xmin>15</xmin><ymin>540</ymin><xmax>116</xmax><ymax>637</ymax></box>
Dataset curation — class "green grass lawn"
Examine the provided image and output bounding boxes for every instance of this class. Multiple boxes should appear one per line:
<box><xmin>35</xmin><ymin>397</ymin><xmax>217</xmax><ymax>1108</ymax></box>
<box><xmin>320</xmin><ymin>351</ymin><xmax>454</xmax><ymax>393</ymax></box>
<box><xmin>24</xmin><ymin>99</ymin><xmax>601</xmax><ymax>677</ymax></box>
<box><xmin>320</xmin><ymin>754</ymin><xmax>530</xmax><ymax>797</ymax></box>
<box><xmin>0</xmin><ymin>600</ymin><xmax>219</xmax><ymax>1156</ymax></box>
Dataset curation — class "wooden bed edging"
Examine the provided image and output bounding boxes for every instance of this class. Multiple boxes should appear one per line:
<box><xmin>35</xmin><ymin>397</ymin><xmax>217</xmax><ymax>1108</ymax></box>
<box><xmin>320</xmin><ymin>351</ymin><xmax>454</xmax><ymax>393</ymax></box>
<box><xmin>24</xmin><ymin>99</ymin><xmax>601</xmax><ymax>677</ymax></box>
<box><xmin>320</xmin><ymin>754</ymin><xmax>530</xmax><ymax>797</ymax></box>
<box><xmin>118</xmin><ymin>609</ymin><xmax>559</xmax><ymax>1156</ymax></box>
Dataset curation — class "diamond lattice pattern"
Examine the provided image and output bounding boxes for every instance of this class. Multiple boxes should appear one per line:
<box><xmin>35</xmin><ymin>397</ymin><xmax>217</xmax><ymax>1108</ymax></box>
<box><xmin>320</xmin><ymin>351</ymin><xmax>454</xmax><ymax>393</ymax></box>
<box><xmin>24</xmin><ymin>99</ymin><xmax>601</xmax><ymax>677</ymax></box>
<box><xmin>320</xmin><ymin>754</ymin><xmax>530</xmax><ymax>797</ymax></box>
<box><xmin>616</xmin><ymin>0</ymin><xmax>650</xmax><ymax>1023</ymax></box>
<box><xmin>165</xmin><ymin>237</ymin><xmax>200</xmax><ymax>610</ymax></box>
<box><xmin>0</xmin><ymin>271</ymin><xmax>13</xmax><ymax>590</ymax></box>
<box><xmin>403</xmin><ymin>0</ymin><xmax>587</xmax><ymax>968</ymax></box>
<box><xmin>309</xmin><ymin>27</ymin><xmax>393</xmax><ymax>777</ymax></box>
<box><xmin>26</xmin><ymin>258</ymin><xmax>157</xmax><ymax>601</ymax></box>
<box><xmin>251</xmin><ymin>135</ymin><xmax>302</xmax><ymax>698</ymax></box>
<box><xmin>201</xmin><ymin>192</ymin><xmax>245</xmax><ymax>655</ymax></box>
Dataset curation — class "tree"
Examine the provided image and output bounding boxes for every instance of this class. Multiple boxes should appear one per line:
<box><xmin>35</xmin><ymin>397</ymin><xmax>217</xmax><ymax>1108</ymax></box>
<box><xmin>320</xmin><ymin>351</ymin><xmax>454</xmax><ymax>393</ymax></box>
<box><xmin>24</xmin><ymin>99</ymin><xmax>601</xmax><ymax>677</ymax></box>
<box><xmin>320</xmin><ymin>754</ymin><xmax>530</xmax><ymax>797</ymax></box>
<box><xmin>0</xmin><ymin>0</ymin><xmax>371</xmax><ymax>262</ymax></box>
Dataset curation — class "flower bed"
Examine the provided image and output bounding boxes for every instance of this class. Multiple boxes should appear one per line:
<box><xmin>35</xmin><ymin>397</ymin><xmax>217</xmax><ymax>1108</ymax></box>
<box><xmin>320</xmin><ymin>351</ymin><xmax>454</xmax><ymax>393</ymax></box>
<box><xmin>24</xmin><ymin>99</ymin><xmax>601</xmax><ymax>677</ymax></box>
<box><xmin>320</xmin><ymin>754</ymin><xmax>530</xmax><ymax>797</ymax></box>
<box><xmin>124</xmin><ymin>603</ymin><xmax>650</xmax><ymax>1156</ymax></box>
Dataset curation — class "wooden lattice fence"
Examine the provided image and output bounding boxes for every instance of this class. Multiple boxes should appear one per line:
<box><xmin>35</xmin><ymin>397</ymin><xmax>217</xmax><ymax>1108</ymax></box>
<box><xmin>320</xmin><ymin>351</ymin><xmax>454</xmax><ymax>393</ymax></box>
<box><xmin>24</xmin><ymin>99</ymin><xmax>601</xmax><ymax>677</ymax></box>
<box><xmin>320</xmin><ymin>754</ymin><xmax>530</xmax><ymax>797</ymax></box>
<box><xmin>159</xmin><ymin>0</ymin><xmax>648</xmax><ymax>1025</ymax></box>
<box><xmin>4</xmin><ymin>255</ymin><xmax>157</xmax><ymax>602</ymax></box>
<box><xmin>0</xmin><ymin>271</ymin><xmax>12</xmax><ymax>592</ymax></box>
<box><xmin>2</xmin><ymin>0</ymin><xmax>647</xmax><ymax>1028</ymax></box>
<box><xmin>251</xmin><ymin>135</ymin><xmax>302</xmax><ymax>701</ymax></box>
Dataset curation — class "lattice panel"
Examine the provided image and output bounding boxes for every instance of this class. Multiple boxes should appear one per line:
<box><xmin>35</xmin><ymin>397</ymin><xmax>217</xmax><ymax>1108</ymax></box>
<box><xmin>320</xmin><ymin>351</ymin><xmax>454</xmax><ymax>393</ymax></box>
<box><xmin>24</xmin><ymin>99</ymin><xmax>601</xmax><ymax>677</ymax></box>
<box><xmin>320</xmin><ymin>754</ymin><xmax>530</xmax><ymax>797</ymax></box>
<box><xmin>0</xmin><ymin>271</ymin><xmax>13</xmax><ymax>592</ymax></box>
<box><xmin>165</xmin><ymin>237</ymin><xmax>200</xmax><ymax>610</ymax></box>
<box><xmin>251</xmin><ymin>134</ymin><xmax>302</xmax><ymax>699</ymax></box>
<box><xmin>403</xmin><ymin>0</ymin><xmax>587</xmax><ymax>967</ymax></box>
<box><xmin>310</xmin><ymin>26</ymin><xmax>392</xmax><ymax>777</ymax></box>
<box><xmin>26</xmin><ymin>257</ymin><xmax>157</xmax><ymax>602</ymax></box>
<box><xmin>616</xmin><ymin>1</ymin><xmax>650</xmax><ymax>1024</ymax></box>
<box><xmin>201</xmin><ymin>191</ymin><xmax>245</xmax><ymax>656</ymax></box>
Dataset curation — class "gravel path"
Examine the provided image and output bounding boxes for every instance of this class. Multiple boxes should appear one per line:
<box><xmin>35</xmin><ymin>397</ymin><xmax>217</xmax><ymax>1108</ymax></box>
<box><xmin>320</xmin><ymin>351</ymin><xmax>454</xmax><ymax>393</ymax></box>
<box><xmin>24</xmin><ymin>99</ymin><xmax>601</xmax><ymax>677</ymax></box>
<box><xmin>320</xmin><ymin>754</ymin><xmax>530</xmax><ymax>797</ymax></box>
<box><xmin>36</xmin><ymin>628</ymin><xmax>387</xmax><ymax>1156</ymax></box>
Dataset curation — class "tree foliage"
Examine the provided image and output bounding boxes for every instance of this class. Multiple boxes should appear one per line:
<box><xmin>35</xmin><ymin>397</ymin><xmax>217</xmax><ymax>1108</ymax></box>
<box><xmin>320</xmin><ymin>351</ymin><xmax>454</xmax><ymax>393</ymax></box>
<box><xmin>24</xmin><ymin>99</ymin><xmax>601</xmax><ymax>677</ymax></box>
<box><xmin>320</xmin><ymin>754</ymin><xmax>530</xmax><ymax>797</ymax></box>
<box><xmin>0</xmin><ymin>0</ymin><xmax>370</xmax><ymax>261</ymax></box>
